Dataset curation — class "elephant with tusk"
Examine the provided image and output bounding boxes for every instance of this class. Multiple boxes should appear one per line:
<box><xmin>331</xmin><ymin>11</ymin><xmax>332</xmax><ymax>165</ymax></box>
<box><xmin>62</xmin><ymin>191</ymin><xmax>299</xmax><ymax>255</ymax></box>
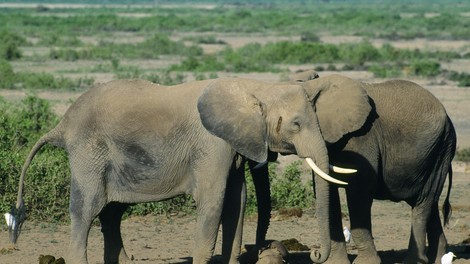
<box><xmin>251</xmin><ymin>74</ymin><xmax>456</xmax><ymax>264</ymax></box>
<box><xmin>10</xmin><ymin>77</ymin><xmax>350</xmax><ymax>264</ymax></box>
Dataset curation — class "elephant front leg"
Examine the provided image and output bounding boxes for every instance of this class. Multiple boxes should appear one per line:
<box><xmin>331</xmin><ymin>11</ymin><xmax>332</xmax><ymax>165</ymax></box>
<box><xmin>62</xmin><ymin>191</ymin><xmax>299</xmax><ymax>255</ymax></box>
<box><xmin>222</xmin><ymin>163</ymin><xmax>246</xmax><ymax>264</ymax></box>
<box><xmin>192</xmin><ymin>169</ymin><xmax>230</xmax><ymax>264</ymax></box>
<box><xmin>347</xmin><ymin>191</ymin><xmax>380</xmax><ymax>264</ymax></box>
<box><xmin>326</xmin><ymin>187</ymin><xmax>350</xmax><ymax>264</ymax></box>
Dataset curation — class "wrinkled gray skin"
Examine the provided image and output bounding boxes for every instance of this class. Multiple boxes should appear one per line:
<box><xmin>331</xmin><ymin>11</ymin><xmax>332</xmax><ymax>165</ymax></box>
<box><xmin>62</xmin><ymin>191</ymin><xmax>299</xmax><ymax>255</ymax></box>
<box><xmin>256</xmin><ymin>240</ymin><xmax>289</xmax><ymax>264</ymax></box>
<box><xmin>305</xmin><ymin>75</ymin><xmax>456</xmax><ymax>264</ymax></box>
<box><xmin>14</xmin><ymin>77</ymin><xmax>333</xmax><ymax>264</ymax></box>
<box><xmin>247</xmin><ymin>70</ymin><xmax>320</xmax><ymax>248</ymax></box>
<box><xmin>253</xmin><ymin>74</ymin><xmax>456</xmax><ymax>264</ymax></box>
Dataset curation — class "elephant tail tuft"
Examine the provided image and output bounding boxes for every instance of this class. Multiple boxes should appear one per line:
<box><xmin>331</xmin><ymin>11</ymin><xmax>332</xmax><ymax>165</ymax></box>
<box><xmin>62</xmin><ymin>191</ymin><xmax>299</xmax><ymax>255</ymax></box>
<box><xmin>442</xmin><ymin>165</ymin><xmax>452</xmax><ymax>226</ymax></box>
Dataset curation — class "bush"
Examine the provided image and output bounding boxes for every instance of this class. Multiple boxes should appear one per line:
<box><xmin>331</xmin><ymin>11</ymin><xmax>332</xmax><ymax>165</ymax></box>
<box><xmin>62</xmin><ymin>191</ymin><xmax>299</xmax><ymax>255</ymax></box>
<box><xmin>270</xmin><ymin>161</ymin><xmax>314</xmax><ymax>210</ymax></box>
<box><xmin>0</xmin><ymin>60</ymin><xmax>16</xmax><ymax>88</ymax></box>
<box><xmin>0</xmin><ymin>30</ymin><xmax>26</xmax><ymax>60</ymax></box>
<box><xmin>448</xmin><ymin>71</ymin><xmax>470</xmax><ymax>87</ymax></box>
<box><xmin>338</xmin><ymin>40</ymin><xmax>380</xmax><ymax>67</ymax></box>
<box><xmin>455</xmin><ymin>148</ymin><xmax>470</xmax><ymax>162</ymax></box>
<box><xmin>409</xmin><ymin>60</ymin><xmax>441</xmax><ymax>77</ymax></box>
<box><xmin>0</xmin><ymin>60</ymin><xmax>94</xmax><ymax>90</ymax></box>
<box><xmin>369</xmin><ymin>64</ymin><xmax>402</xmax><ymax>78</ymax></box>
<box><xmin>0</xmin><ymin>96</ymin><xmax>70</xmax><ymax>221</ymax></box>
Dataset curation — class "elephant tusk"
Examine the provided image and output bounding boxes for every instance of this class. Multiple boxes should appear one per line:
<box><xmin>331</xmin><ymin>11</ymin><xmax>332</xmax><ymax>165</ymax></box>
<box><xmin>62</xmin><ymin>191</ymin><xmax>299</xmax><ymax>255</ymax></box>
<box><xmin>252</xmin><ymin>160</ymin><xmax>268</xmax><ymax>170</ymax></box>
<box><xmin>306</xmin><ymin>158</ymin><xmax>348</xmax><ymax>185</ymax></box>
<box><xmin>329</xmin><ymin>165</ymin><xmax>357</xmax><ymax>174</ymax></box>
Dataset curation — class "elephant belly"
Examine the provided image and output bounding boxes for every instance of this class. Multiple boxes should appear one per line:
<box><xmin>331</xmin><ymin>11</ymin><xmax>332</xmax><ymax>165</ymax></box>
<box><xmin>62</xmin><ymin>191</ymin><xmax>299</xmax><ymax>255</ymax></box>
<box><xmin>376</xmin><ymin>167</ymin><xmax>427</xmax><ymax>203</ymax></box>
<box><xmin>104</xmin><ymin>141</ymin><xmax>194</xmax><ymax>203</ymax></box>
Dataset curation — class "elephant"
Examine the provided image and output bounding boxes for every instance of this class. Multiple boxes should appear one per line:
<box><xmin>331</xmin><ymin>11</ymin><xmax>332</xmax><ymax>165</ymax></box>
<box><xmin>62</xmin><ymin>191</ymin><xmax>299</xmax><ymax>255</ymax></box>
<box><xmin>10</xmin><ymin>77</ymin><xmax>349</xmax><ymax>264</ymax></box>
<box><xmin>251</xmin><ymin>74</ymin><xmax>456</xmax><ymax>264</ymax></box>
<box><xmin>304</xmin><ymin>74</ymin><xmax>456</xmax><ymax>264</ymax></box>
<box><xmin>246</xmin><ymin>69</ymin><xmax>320</xmax><ymax>252</ymax></box>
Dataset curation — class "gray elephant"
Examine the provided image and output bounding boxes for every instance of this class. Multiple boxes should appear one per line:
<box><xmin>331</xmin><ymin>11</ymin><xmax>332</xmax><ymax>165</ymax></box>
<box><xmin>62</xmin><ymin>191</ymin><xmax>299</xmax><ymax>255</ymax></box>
<box><xmin>10</xmin><ymin>77</ymin><xmax>347</xmax><ymax>264</ymax></box>
<box><xmin>246</xmin><ymin>69</ymin><xmax>320</xmax><ymax>249</ymax></box>
<box><xmin>305</xmin><ymin>75</ymin><xmax>456</xmax><ymax>264</ymax></box>
<box><xmin>253</xmin><ymin>74</ymin><xmax>456</xmax><ymax>264</ymax></box>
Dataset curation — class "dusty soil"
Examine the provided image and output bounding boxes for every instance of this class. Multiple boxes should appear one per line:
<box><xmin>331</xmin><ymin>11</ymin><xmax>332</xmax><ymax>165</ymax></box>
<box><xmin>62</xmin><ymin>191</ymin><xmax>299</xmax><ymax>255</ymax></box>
<box><xmin>0</xmin><ymin>166</ymin><xmax>469</xmax><ymax>264</ymax></box>
<box><xmin>1</xmin><ymin>32</ymin><xmax>470</xmax><ymax>263</ymax></box>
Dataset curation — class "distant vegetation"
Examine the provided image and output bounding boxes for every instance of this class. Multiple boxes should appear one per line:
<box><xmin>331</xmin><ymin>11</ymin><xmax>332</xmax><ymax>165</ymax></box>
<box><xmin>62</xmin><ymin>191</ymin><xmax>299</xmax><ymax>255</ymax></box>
<box><xmin>1</xmin><ymin>2</ymin><xmax>469</xmax><ymax>89</ymax></box>
<box><xmin>0</xmin><ymin>1</ymin><xmax>469</xmax><ymax>220</ymax></box>
<box><xmin>456</xmin><ymin>148</ymin><xmax>470</xmax><ymax>162</ymax></box>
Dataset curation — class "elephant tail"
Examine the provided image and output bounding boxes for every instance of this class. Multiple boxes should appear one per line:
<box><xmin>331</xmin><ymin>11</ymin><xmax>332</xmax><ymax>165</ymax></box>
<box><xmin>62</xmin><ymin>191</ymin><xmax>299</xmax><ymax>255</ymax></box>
<box><xmin>442</xmin><ymin>165</ymin><xmax>452</xmax><ymax>226</ymax></box>
<box><xmin>9</xmin><ymin>126</ymin><xmax>64</xmax><ymax>246</ymax></box>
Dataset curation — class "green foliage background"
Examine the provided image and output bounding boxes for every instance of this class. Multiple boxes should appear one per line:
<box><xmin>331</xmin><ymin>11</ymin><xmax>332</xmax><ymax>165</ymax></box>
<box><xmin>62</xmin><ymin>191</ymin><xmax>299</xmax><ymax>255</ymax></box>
<box><xmin>1</xmin><ymin>0</ymin><xmax>469</xmax><ymax>222</ymax></box>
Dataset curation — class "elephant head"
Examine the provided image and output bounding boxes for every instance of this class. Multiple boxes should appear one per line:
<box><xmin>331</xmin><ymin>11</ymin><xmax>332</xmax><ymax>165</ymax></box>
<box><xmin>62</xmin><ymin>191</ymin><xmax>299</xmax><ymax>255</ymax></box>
<box><xmin>301</xmin><ymin>74</ymin><xmax>372</xmax><ymax>263</ymax></box>
<box><xmin>197</xmin><ymin>77</ymin><xmax>347</xmax><ymax>183</ymax></box>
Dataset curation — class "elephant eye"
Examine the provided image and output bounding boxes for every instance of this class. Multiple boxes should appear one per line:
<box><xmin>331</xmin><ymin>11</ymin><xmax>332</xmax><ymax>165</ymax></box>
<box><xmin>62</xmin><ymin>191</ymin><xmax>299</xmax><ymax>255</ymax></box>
<box><xmin>292</xmin><ymin>120</ymin><xmax>301</xmax><ymax>132</ymax></box>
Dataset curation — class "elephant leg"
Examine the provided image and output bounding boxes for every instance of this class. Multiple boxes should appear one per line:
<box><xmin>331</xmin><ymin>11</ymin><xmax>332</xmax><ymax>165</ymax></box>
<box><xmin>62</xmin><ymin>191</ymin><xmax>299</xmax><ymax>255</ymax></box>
<box><xmin>68</xmin><ymin>178</ymin><xmax>107</xmax><ymax>264</ymax></box>
<box><xmin>191</xmin><ymin>154</ymin><xmax>235</xmax><ymax>264</ymax></box>
<box><xmin>346</xmin><ymin>190</ymin><xmax>380</xmax><ymax>264</ymax></box>
<box><xmin>99</xmin><ymin>202</ymin><xmax>133</xmax><ymax>264</ymax></box>
<box><xmin>405</xmin><ymin>202</ymin><xmax>432</xmax><ymax>264</ymax></box>
<box><xmin>192</xmin><ymin>195</ymin><xmax>225</xmax><ymax>264</ymax></box>
<box><xmin>248</xmin><ymin>159</ymin><xmax>271</xmax><ymax>246</ymax></box>
<box><xmin>222</xmin><ymin>160</ymin><xmax>246</xmax><ymax>264</ymax></box>
<box><xmin>326</xmin><ymin>186</ymin><xmax>350</xmax><ymax>264</ymax></box>
<box><xmin>426</xmin><ymin>202</ymin><xmax>447</xmax><ymax>264</ymax></box>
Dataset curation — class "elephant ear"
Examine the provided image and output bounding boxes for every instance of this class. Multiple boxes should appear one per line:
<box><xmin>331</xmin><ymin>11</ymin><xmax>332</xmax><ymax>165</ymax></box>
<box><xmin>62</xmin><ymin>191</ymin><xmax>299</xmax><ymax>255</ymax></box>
<box><xmin>197</xmin><ymin>78</ymin><xmax>268</xmax><ymax>163</ymax></box>
<box><xmin>304</xmin><ymin>74</ymin><xmax>372</xmax><ymax>144</ymax></box>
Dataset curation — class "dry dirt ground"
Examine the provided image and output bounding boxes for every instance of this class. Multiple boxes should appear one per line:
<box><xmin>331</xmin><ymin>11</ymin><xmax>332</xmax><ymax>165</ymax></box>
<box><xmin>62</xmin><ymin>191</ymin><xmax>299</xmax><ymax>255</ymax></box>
<box><xmin>1</xmin><ymin>34</ymin><xmax>470</xmax><ymax>263</ymax></box>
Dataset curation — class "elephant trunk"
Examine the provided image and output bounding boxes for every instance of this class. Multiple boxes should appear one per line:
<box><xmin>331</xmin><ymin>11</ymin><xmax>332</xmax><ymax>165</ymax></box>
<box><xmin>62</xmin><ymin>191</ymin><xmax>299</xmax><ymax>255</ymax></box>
<box><xmin>310</xmin><ymin>161</ymin><xmax>332</xmax><ymax>263</ymax></box>
<box><xmin>295</xmin><ymin>126</ymin><xmax>332</xmax><ymax>263</ymax></box>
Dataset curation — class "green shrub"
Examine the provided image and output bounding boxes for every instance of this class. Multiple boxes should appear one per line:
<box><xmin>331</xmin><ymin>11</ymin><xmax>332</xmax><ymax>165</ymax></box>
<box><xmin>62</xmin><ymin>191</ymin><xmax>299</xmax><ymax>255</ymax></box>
<box><xmin>38</xmin><ymin>34</ymin><xmax>83</xmax><ymax>47</ymax></box>
<box><xmin>270</xmin><ymin>161</ymin><xmax>314</xmax><ymax>210</ymax></box>
<box><xmin>49</xmin><ymin>48</ymin><xmax>80</xmax><ymax>61</ymax></box>
<box><xmin>0</xmin><ymin>96</ymin><xmax>70</xmax><ymax>221</ymax></box>
<box><xmin>0</xmin><ymin>60</ymin><xmax>16</xmax><ymax>88</ymax></box>
<box><xmin>15</xmin><ymin>72</ymin><xmax>94</xmax><ymax>91</ymax></box>
<box><xmin>409</xmin><ymin>60</ymin><xmax>441</xmax><ymax>77</ymax></box>
<box><xmin>300</xmin><ymin>31</ymin><xmax>320</xmax><ymax>42</ymax></box>
<box><xmin>0</xmin><ymin>41</ymin><xmax>22</xmax><ymax>60</ymax></box>
<box><xmin>449</xmin><ymin>71</ymin><xmax>470</xmax><ymax>87</ymax></box>
<box><xmin>127</xmin><ymin>195</ymin><xmax>196</xmax><ymax>217</ymax></box>
<box><xmin>0</xmin><ymin>30</ymin><xmax>26</xmax><ymax>60</ymax></box>
<box><xmin>173</xmin><ymin>55</ymin><xmax>225</xmax><ymax>72</ymax></box>
<box><xmin>369</xmin><ymin>64</ymin><xmax>402</xmax><ymax>78</ymax></box>
<box><xmin>338</xmin><ymin>40</ymin><xmax>380</xmax><ymax>67</ymax></box>
<box><xmin>455</xmin><ymin>148</ymin><xmax>470</xmax><ymax>162</ymax></box>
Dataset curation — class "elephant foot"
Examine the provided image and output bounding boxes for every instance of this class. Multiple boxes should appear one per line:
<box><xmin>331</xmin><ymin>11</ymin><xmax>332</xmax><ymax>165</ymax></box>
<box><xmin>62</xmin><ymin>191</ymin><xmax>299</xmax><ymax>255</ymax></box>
<box><xmin>118</xmin><ymin>255</ymin><xmax>135</xmax><ymax>264</ymax></box>
<box><xmin>325</xmin><ymin>245</ymin><xmax>350</xmax><ymax>264</ymax></box>
<box><xmin>324</xmin><ymin>255</ymin><xmax>350</xmax><ymax>264</ymax></box>
<box><xmin>352</xmin><ymin>253</ymin><xmax>380</xmax><ymax>264</ymax></box>
<box><xmin>403</xmin><ymin>253</ymin><xmax>428</xmax><ymax>264</ymax></box>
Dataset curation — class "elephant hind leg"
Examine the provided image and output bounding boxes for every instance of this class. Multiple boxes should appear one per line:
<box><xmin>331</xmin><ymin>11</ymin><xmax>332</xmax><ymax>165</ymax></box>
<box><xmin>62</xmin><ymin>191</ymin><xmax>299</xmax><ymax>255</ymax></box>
<box><xmin>405</xmin><ymin>201</ymin><xmax>433</xmax><ymax>264</ymax></box>
<box><xmin>68</xmin><ymin>177</ymin><xmax>107</xmax><ymax>264</ymax></box>
<box><xmin>99</xmin><ymin>202</ymin><xmax>133</xmax><ymax>264</ymax></box>
<box><xmin>426</xmin><ymin>202</ymin><xmax>447</xmax><ymax>264</ymax></box>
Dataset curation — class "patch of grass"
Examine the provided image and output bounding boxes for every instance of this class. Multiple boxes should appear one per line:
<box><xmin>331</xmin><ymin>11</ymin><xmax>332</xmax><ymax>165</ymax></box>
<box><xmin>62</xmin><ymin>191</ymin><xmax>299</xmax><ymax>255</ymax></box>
<box><xmin>245</xmin><ymin>160</ymin><xmax>314</xmax><ymax>215</ymax></box>
<box><xmin>48</xmin><ymin>34</ymin><xmax>203</xmax><ymax>61</ymax></box>
<box><xmin>448</xmin><ymin>71</ymin><xmax>470</xmax><ymax>87</ymax></box>
<box><xmin>408</xmin><ymin>59</ymin><xmax>441</xmax><ymax>77</ymax></box>
<box><xmin>0</xmin><ymin>96</ymin><xmax>69</xmax><ymax>222</ymax></box>
<box><xmin>0</xmin><ymin>60</ymin><xmax>94</xmax><ymax>90</ymax></box>
<box><xmin>455</xmin><ymin>148</ymin><xmax>470</xmax><ymax>162</ymax></box>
